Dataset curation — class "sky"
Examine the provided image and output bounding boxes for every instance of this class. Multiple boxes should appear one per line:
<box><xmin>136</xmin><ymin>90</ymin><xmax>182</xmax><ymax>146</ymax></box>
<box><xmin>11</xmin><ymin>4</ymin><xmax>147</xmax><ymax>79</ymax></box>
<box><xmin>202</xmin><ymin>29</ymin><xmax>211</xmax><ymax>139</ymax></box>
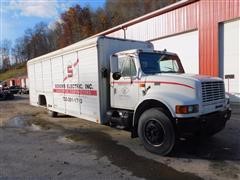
<box><xmin>0</xmin><ymin>0</ymin><xmax>105</xmax><ymax>45</ymax></box>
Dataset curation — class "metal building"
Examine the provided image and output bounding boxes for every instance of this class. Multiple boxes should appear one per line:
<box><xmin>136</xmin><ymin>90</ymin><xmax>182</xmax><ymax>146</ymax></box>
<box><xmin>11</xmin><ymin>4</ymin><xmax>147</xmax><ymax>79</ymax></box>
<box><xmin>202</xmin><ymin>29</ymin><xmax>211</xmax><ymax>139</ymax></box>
<box><xmin>97</xmin><ymin>0</ymin><xmax>240</xmax><ymax>103</ymax></box>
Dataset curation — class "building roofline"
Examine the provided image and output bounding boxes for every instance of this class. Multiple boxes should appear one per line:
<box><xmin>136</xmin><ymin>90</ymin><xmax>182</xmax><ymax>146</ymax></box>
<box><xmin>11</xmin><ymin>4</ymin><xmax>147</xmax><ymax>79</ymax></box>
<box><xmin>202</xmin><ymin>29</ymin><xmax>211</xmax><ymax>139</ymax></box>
<box><xmin>93</xmin><ymin>0</ymin><xmax>199</xmax><ymax>37</ymax></box>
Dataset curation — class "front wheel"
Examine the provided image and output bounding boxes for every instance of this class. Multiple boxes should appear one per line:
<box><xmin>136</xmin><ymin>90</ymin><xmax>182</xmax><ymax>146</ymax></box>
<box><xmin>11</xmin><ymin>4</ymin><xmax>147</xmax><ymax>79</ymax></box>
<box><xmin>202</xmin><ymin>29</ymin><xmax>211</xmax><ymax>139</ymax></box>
<box><xmin>138</xmin><ymin>108</ymin><xmax>175</xmax><ymax>155</ymax></box>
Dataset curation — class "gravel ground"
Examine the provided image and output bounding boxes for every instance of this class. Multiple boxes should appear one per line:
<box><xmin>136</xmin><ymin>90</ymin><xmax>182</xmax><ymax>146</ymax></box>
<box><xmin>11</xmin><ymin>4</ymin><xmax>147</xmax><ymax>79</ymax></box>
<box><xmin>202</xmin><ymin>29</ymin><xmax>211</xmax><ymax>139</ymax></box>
<box><xmin>0</xmin><ymin>95</ymin><xmax>239</xmax><ymax>180</ymax></box>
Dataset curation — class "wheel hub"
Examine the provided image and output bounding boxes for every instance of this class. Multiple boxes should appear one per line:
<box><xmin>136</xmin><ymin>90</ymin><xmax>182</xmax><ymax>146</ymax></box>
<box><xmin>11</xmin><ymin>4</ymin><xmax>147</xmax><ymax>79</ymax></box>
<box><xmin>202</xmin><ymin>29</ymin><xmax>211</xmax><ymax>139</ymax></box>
<box><xmin>145</xmin><ymin>120</ymin><xmax>165</xmax><ymax>146</ymax></box>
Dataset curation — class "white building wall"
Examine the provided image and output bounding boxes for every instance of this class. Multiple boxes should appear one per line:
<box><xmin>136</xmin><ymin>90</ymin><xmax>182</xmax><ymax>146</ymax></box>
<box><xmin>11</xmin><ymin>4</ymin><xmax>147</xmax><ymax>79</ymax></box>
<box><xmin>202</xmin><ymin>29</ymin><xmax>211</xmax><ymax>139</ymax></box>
<box><xmin>107</xmin><ymin>24</ymin><xmax>199</xmax><ymax>74</ymax></box>
<box><xmin>222</xmin><ymin>19</ymin><xmax>240</xmax><ymax>103</ymax></box>
<box><xmin>106</xmin><ymin>7</ymin><xmax>200</xmax><ymax>74</ymax></box>
<box><xmin>152</xmin><ymin>31</ymin><xmax>199</xmax><ymax>74</ymax></box>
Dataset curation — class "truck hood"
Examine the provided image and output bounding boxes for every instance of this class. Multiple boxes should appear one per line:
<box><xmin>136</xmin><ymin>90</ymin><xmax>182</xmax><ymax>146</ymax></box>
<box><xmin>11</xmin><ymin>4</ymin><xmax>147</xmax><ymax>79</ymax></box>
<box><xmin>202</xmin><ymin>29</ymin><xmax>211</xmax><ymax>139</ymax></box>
<box><xmin>144</xmin><ymin>73</ymin><xmax>222</xmax><ymax>82</ymax></box>
<box><xmin>159</xmin><ymin>73</ymin><xmax>222</xmax><ymax>82</ymax></box>
<box><xmin>143</xmin><ymin>73</ymin><xmax>223</xmax><ymax>90</ymax></box>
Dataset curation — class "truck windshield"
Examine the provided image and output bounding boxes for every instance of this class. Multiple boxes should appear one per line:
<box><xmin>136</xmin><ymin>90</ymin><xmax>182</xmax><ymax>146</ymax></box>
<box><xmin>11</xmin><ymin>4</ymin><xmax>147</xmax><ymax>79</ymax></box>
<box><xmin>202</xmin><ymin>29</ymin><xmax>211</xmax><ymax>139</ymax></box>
<box><xmin>139</xmin><ymin>52</ymin><xmax>184</xmax><ymax>74</ymax></box>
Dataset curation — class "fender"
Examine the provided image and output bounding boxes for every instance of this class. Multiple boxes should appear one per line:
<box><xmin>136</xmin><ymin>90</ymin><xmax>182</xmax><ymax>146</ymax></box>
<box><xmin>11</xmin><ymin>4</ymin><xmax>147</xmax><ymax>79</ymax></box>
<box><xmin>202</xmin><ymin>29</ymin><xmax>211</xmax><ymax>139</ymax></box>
<box><xmin>133</xmin><ymin>94</ymin><xmax>174</xmax><ymax>122</ymax></box>
<box><xmin>133</xmin><ymin>90</ymin><xmax>199</xmax><ymax>128</ymax></box>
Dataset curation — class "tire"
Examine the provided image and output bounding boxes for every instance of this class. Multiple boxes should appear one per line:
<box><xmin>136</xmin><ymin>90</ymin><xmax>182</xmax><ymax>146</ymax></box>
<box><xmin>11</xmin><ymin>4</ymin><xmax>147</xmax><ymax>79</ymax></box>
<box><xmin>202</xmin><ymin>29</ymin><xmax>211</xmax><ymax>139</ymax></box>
<box><xmin>8</xmin><ymin>93</ymin><xmax>14</xmax><ymax>100</ymax></box>
<box><xmin>138</xmin><ymin>108</ymin><xmax>175</xmax><ymax>155</ymax></box>
<box><xmin>2</xmin><ymin>93</ymin><xmax>6</xmax><ymax>100</ymax></box>
<box><xmin>48</xmin><ymin>110</ymin><xmax>58</xmax><ymax>117</ymax></box>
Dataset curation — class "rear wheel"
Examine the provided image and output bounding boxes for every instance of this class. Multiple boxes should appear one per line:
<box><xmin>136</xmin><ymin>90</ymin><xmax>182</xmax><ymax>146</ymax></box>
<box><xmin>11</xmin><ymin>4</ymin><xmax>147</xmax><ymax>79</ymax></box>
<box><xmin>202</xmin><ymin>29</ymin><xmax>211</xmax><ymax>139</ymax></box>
<box><xmin>138</xmin><ymin>108</ymin><xmax>175</xmax><ymax>155</ymax></box>
<box><xmin>48</xmin><ymin>110</ymin><xmax>58</xmax><ymax>117</ymax></box>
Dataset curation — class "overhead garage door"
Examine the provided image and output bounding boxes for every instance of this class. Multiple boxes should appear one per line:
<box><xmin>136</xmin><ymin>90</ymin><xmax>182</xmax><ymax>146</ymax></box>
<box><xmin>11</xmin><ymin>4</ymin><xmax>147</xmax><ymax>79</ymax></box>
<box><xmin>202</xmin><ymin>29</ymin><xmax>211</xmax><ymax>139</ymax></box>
<box><xmin>152</xmin><ymin>31</ymin><xmax>199</xmax><ymax>74</ymax></box>
<box><xmin>220</xmin><ymin>19</ymin><xmax>240</xmax><ymax>103</ymax></box>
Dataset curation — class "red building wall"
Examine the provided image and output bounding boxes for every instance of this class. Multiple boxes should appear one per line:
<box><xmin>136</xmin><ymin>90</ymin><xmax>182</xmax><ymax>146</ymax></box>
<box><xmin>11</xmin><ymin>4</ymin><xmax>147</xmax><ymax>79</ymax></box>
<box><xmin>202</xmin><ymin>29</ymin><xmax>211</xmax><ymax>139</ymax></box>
<box><xmin>199</xmin><ymin>0</ymin><xmax>240</xmax><ymax>76</ymax></box>
<box><xmin>6</xmin><ymin>76</ymin><xmax>27</xmax><ymax>88</ymax></box>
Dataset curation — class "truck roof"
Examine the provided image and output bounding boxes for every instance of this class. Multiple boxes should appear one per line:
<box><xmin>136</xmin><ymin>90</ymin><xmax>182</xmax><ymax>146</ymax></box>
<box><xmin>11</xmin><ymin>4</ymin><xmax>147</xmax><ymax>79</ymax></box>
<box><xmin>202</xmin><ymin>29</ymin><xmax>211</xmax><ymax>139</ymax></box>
<box><xmin>114</xmin><ymin>48</ymin><xmax>178</xmax><ymax>56</ymax></box>
<box><xmin>27</xmin><ymin>36</ymin><xmax>153</xmax><ymax>65</ymax></box>
<box><xmin>27</xmin><ymin>36</ymin><xmax>100</xmax><ymax>64</ymax></box>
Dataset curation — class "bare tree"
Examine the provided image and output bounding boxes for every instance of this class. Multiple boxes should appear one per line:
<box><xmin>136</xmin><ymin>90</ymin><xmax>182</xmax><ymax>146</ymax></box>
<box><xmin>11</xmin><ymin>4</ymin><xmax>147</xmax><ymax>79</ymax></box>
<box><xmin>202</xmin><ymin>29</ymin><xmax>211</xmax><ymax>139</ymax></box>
<box><xmin>0</xmin><ymin>39</ymin><xmax>12</xmax><ymax>70</ymax></box>
<box><xmin>10</xmin><ymin>0</ymin><xmax>179</xmax><ymax>62</ymax></box>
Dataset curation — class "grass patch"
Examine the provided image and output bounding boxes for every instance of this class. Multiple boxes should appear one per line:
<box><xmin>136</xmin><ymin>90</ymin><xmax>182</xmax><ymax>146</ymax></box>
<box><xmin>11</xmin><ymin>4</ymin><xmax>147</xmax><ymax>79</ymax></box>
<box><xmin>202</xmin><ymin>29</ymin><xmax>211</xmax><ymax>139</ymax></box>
<box><xmin>0</xmin><ymin>63</ymin><xmax>27</xmax><ymax>81</ymax></box>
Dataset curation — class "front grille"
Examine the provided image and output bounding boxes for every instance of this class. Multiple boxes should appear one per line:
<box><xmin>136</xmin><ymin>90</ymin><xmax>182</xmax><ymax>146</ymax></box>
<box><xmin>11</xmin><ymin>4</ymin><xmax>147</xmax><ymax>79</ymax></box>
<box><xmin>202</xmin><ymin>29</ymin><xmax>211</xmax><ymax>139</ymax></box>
<box><xmin>202</xmin><ymin>81</ymin><xmax>225</xmax><ymax>103</ymax></box>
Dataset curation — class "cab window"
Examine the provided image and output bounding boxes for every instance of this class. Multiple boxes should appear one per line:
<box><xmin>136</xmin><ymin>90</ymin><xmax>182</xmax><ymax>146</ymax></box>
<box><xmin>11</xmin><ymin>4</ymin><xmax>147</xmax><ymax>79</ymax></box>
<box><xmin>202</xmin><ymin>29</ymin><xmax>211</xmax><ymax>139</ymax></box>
<box><xmin>118</xmin><ymin>56</ymin><xmax>137</xmax><ymax>77</ymax></box>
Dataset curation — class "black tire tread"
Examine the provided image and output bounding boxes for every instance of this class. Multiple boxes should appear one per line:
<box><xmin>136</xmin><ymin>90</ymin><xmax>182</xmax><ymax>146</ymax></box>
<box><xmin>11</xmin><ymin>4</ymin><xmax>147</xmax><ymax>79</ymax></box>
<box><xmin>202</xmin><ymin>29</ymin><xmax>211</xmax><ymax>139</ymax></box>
<box><xmin>138</xmin><ymin>108</ymin><xmax>175</xmax><ymax>155</ymax></box>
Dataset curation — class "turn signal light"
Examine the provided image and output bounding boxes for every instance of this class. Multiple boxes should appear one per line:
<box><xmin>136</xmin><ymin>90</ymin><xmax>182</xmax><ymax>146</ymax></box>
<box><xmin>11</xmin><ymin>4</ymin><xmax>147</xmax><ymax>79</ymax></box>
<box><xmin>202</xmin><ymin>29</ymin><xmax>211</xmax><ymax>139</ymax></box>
<box><xmin>139</xmin><ymin>83</ymin><xmax>145</xmax><ymax>88</ymax></box>
<box><xmin>176</xmin><ymin>105</ymin><xmax>199</xmax><ymax>114</ymax></box>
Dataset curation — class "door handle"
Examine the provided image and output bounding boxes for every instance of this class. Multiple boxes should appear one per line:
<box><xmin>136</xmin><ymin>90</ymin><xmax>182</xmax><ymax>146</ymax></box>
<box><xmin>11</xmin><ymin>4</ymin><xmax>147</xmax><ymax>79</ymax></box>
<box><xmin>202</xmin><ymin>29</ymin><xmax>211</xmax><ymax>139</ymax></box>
<box><xmin>114</xmin><ymin>88</ymin><xmax>117</xmax><ymax>94</ymax></box>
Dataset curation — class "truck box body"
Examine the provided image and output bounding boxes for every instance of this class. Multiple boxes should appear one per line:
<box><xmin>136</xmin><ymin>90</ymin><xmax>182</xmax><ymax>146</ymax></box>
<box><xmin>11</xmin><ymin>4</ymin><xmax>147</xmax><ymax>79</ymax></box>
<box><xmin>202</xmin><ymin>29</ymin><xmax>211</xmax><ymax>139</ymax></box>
<box><xmin>27</xmin><ymin>36</ymin><xmax>153</xmax><ymax>124</ymax></box>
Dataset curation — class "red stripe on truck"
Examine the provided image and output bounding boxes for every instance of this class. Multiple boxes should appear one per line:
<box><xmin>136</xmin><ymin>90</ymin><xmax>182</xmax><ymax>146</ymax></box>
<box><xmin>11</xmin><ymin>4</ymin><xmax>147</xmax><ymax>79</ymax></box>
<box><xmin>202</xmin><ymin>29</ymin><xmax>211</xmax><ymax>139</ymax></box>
<box><xmin>53</xmin><ymin>89</ymin><xmax>97</xmax><ymax>96</ymax></box>
<box><xmin>63</xmin><ymin>76</ymin><xmax>68</xmax><ymax>82</ymax></box>
<box><xmin>112</xmin><ymin>81</ymin><xmax>194</xmax><ymax>89</ymax></box>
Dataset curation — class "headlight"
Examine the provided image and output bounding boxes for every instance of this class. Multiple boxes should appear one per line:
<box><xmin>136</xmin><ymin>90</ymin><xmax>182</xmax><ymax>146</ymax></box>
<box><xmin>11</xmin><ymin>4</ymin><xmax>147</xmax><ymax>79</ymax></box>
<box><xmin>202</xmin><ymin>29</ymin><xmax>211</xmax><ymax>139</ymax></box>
<box><xmin>175</xmin><ymin>105</ymin><xmax>199</xmax><ymax>114</ymax></box>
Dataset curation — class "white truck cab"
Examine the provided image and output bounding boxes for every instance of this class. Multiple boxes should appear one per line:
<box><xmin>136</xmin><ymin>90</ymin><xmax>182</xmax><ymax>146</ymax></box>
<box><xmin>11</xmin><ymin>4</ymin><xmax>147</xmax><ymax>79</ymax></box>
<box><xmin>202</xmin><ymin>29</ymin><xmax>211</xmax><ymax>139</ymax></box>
<box><xmin>108</xmin><ymin>48</ymin><xmax>231</xmax><ymax>155</ymax></box>
<box><xmin>27</xmin><ymin>36</ymin><xmax>231</xmax><ymax>155</ymax></box>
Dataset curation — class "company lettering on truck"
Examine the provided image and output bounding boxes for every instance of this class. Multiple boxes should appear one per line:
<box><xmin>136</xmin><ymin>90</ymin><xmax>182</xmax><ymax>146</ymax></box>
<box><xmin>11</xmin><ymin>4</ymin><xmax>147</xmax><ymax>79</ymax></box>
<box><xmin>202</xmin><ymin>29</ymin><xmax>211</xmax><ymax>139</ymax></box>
<box><xmin>53</xmin><ymin>83</ymin><xmax>96</xmax><ymax>104</ymax></box>
<box><xmin>58</xmin><ymin>58</ymin><xmax>96</xmax><ymax>100</ymax></box>
<box><xmin>53</xmin><ymin>83</ymin><xmax>97</xmax><ymax>96</ymax></box>
<box><xmin>62</xmin><ymin>96</ymin><xmax>83</xmax><ymax>103</ymax></box>
<box><xmin>63</xmin><ymin>59</ymin><xmax>79</xmax><ymax>82</ymax></box>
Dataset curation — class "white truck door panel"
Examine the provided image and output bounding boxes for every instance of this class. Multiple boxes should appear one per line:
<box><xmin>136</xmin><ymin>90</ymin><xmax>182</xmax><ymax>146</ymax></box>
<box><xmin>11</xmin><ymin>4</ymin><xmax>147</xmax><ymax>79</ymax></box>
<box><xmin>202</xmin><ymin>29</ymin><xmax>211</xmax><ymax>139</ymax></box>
<box><xmin>111</xmin><ymin>56</ymin><xmax>139</xmax><ymax>109</ymax></box>
<box><xmin>112</xmin><ymin>79</ymin><xmax>139</xmax><ymax>109</ymax></box>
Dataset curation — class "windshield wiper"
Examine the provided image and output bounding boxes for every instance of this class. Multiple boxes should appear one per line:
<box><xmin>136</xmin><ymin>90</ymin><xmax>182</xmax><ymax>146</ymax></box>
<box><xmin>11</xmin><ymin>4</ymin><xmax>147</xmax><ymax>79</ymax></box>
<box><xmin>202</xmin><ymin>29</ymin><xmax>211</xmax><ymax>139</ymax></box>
<box><xmin>145</xmin><ymin>72</ymin><xmax>160</xmax><ymax>75</ymax></box>
<box><xmin>161</xmin><ymin>71</ymin><xmax>177</xmax><ymax>73</ymax></box>
<box><xmin>158</xmin><ymin>55</ymin><xmax>167</xmax><ymax>62</ymax></box>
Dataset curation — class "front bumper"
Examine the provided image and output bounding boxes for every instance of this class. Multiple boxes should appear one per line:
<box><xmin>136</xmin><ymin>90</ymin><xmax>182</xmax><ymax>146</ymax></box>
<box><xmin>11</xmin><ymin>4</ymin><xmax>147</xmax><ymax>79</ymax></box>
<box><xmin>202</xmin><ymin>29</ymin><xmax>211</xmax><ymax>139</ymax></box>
<box><xmin>176</xmin><ymin>108</ymin><xmax>231</xmax><ymax>137</ymax></box>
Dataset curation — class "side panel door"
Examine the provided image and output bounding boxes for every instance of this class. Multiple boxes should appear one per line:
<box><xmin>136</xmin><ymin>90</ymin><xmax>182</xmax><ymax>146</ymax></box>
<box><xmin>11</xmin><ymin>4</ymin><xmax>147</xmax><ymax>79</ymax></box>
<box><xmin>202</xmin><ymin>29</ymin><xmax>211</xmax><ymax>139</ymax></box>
<box><xmin>111</xmin><ymin>55</ymin><xmax>139</xmax><ymax>109</ymax></box>
<box><xmin>77</xmin><ymin>47</ymin><xmax>100</xmax><ymax>122</ymax></box>
<box><xmin>62</xmin><ymin>52</ymin><xmax>81</xmax><ymax>116</ymax></box>
<box><xmin>42</xmin><ymin>59</ymin><xmax>53</xmax><ymax>106</ymax></box>
<box><xmin>34</xmin><ymin>62</ymin><xmax>43</xmax><ymax>92</ymax></box>
<box><xmin>51</xmin><ymin>56</ymin><xmax>66</xmax><ymax>114</ymax></box>
<box><xmin>28</xmin><ymin>64</ymin><xmax>37</xmax><ymax>105</ymax></box>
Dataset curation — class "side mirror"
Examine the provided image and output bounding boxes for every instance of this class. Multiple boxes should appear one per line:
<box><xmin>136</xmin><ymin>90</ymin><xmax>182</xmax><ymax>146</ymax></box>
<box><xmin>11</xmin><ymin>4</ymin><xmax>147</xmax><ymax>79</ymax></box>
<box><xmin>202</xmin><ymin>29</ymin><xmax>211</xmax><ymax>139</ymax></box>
<box><xmin>112</xmin><ymin>72</ymin><xmax>121</xmax><ymax>80</ymax></box>
<box><xmin>110</xmin><ymin>55</ymin><xmax>118</xmax><ymax>73</ymax></box>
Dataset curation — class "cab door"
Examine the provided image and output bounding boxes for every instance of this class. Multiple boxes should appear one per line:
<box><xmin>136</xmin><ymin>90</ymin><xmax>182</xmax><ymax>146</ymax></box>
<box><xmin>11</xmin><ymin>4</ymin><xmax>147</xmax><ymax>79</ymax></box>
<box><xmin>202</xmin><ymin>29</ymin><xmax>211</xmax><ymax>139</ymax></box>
<box><xmin>111</xmin><ymin>55</ymin><xmax>139</xmax><ymax>110</ymax></box>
